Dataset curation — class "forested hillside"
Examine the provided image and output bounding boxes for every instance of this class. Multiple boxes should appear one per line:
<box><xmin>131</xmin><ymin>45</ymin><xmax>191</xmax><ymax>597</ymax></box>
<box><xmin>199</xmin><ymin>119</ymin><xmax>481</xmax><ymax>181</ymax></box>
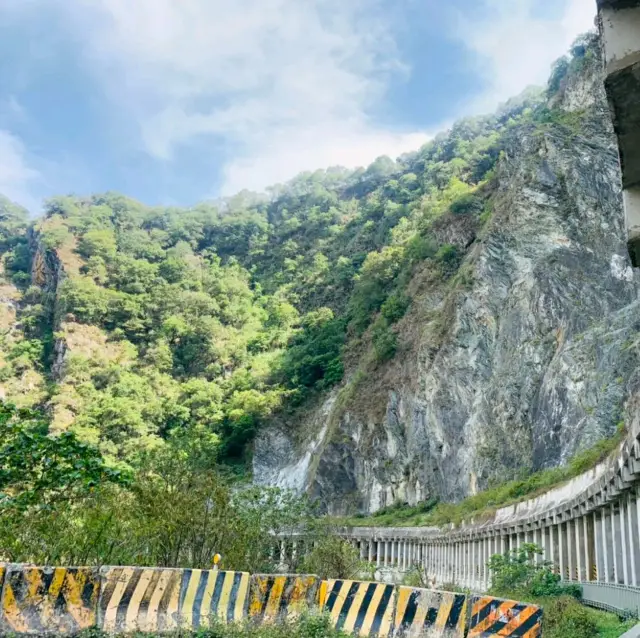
<box><xmin>1</xmin><ymin>32</ymin><xmax>630</xmax><ymax>525</ymax></box>
<box><xmin>0</xmin><ymin>57</ymin><xmax>564</xmax><ymax>466</ymax></box>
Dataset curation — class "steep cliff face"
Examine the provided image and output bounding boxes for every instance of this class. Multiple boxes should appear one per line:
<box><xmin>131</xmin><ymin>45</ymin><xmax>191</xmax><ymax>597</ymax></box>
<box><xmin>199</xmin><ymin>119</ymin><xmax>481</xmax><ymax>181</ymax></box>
<box><xmin>254</xmin><ymin>45</ymin><xmax>640</xmax><ymax>514</ymax></box>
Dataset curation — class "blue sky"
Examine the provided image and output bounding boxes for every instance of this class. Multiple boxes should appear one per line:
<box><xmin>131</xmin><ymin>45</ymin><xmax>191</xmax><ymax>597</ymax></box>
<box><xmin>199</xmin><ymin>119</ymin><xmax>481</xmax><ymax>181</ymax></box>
<box><xmin>0</xmin><ymin>0</ymin><xmax>595</xmax><ymax>212</ymax></box>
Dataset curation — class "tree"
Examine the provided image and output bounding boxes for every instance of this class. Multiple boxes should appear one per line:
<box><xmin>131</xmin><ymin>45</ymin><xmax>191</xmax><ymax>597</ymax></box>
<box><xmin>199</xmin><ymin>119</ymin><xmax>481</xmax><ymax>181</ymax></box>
<box><xmin>0</xmin><ymin>402</ymin><xmax>129</xmax><ymax>513</ymax></box>
<box><xmin>78</xmin><ymin>229</ymin><xmax>118</xmax><ymax>260</ymax></box>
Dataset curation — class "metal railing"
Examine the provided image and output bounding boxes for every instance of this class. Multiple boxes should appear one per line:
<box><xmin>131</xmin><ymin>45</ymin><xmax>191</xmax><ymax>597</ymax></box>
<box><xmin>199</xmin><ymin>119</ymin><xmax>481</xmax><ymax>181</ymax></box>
<box><xmin>569</xmin><ymin>581</ymin><xmax>640</xmax><ymax>619</ymax></box>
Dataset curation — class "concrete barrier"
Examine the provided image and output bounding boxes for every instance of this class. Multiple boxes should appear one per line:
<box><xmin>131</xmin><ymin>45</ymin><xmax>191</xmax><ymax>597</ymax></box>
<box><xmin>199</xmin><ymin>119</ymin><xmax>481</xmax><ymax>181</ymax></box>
<box><xmin>394</xmin><ymin>586</ymin><xmax>468</xmax><ymax>637</ymax></box>
<box><xmin>468</xmin><ymin>595</ymin><xmax>542</xmax><ymax>637</ymax></box>
<box><xmin>0</xmin><ymin>563</ymin><xmax>543</xmax><ymax>636</ymax></box>
<box><xmin>0</xmin><ymin>565</ymin><xmax>100</xmax><ymax>635</ymax></box>
<box><xmin>98</xmin><ymin>566</ymin><xmax>250</xmax><ymax>633</ymax></box>
<box><xmin>320</xmin><ymin>578</ymin><xmax>396</xmax><ymax>636</ymax></box>
<box><xmin>249</xmin><ymin>574</ymin><xmax>320</xmax><ymax>623</ymax></box>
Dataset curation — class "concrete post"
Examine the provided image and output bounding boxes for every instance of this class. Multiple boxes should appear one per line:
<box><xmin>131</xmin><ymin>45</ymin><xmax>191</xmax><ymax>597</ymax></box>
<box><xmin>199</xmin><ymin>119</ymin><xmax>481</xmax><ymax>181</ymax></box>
<box><xmin>594</xmin><ymin>512</ymin><xmax>603</xmax><ymax>582</ymax></box>
<box><xmin>549</xmin><ymin>525</ymin><xmax>556</xmax><ymax>572</ymax></box>
<box><xmin>470</xmin><ymin>540</ymin><xmax>476</xmax><ymax>589</ymax></box>
<box><xmin>604</xmin><ymin>507</ymin><xmax>613</xmax><ymax>582</ymax></box>
<box><xmin>620</xmin><ymin>500</ymin><xmax>630</xmax><ymax>585</ymax></box>
<box><xmin>567</xmin><ymin>520</ymin><xmax>575</xmax><ymax>581</ymax></box>
<box><xmin>586</xmin><ymin>514</ymin><xmax>595</xmax><ymax>582</ymax></box>
<box><xmin>575</xmin><ymin>517</ymin><xmax>584</xmax><ymax>581</ymax></box>
<box><xmin>626</xmin><ymin>492</ymin><xmax>638</xmax><ymax>586</ymax></box>
<box><xmin>611</xmin><ymin>504</ymin><xmax>620</xmax><ymax>584</ymax></box>
<box><xmin>559</xmin><ymin>522</ymin><xmax>567</xmax><ymax>580</ymax></box>
<box><xmin>466</xmin><ymin>541</ymin><xmax>471</xmax><ymax>587</ymax></box>
<box><xmin>636</xmin><ymin>486</ymin><xmax>640</xmax><ymax>582</ymax></box>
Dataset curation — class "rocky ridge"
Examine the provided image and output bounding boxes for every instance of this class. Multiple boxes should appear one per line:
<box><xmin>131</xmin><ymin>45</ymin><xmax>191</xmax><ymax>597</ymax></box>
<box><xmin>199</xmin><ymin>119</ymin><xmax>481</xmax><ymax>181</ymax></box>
<box><xmin>254</xmin><ymin>43</ymin><xmax>640</xmax><ymax>514</ymax></box>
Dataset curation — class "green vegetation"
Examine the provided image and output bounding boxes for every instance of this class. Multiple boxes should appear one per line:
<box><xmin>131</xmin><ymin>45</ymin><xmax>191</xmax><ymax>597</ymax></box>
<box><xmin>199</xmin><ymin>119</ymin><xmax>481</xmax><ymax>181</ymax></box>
<box><xmin>0</xmin><ymin>33</ymin><xmax>618</xmax><ymax>573</ymax></box>
<box><xmin>0</xmin><ymin>85</ymin><xmax>545</xmax><ymax>469</ymax></box>
<box><xmin>488</xmin><ymin>544</ymin><xmax>635</xmax><ymax>638</ymax></box>
<box><xmin>77</xmin><ymin>615</ymin><xmax>350</xmax><ymax>638</ymax></box>
<box><xmin>0</xmin><ymin>34</ymin><xmax>597</xmax><ymax>476</ymax></box>
<box><xmin>345</xmin><ymin>425</ymin><xmax>625</xmax><ymax>527</ymax></box>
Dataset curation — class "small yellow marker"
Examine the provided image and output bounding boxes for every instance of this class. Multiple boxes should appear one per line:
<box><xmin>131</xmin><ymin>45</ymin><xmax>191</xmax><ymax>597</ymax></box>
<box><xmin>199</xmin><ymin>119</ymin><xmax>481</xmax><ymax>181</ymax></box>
<box><xmin>212</xmin><ymin>553</ymin><xmax>222</xmax><ymax>571</ymax></box>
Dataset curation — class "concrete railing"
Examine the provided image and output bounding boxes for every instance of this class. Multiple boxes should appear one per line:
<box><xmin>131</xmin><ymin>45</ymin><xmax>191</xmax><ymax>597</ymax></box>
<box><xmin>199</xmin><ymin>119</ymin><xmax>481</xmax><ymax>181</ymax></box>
<box><xmin>270</xmin><ymin>405</ymin><xmax>640</xmax><ymax>618</ymax></box>
<box><xmin>574</xmin><ymin>581</ymin><xmax>640</xmax><ymax>618</ymax></box>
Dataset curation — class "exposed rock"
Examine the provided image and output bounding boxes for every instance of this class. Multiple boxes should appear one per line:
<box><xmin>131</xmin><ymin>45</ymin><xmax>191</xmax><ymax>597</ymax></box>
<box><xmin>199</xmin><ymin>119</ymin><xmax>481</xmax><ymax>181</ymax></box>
<box><xmin>254</xmin><ymin>47</ymin><xmax>640</xmax><ymax>514</ymax></box>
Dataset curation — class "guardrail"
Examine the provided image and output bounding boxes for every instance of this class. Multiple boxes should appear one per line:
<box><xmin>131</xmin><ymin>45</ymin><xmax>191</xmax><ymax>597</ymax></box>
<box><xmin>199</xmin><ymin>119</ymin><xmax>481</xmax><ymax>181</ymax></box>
<box><xmin>572</xmin><ymin>581</ymin><xmax>640</xmax><ymax>619</ymax></box>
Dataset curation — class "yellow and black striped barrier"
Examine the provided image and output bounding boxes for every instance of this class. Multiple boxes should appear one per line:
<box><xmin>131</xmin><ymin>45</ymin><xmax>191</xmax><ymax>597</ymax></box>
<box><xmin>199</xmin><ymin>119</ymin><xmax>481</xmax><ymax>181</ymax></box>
<box><xmin>98</xmin><ymin>566</ymin><xmax>250</xmax><ymax>633</ymax></box>
<box><xmin>249</xmin><ymin>574</ymin><xmax>320</xmax><ymax>623</ymax></box>
<box><xmin>468</xmin><ymin>595</ymin><xmax>542</xmax><ymax>637</ymax></box>
<box><xmin>319</xmin><ymin>579</ymin><xmax>396</xmax><ymax>637</ymax></box>
<box><xmin>0</xmin><ymin>565</ymin><xmax>100</xmax><ymax>635</ymax></box>
<box><xmin>393</xmin><ymin>586</ymin><xmax>468</xmax><ymax>637</ymax></box>
<box><xmin>0</xmin><ymin>563</ymin><xmax>543</xmax><ymax>636</ymax></box>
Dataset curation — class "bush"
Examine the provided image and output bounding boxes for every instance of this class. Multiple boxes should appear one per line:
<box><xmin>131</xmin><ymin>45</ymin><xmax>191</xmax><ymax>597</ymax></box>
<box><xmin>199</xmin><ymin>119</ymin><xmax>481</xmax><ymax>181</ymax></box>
<box><xmin>371</xmin><ymin>320</ymin><xmax>398</xmax><ymax>363</ymax></box>
<box><xmin>544</xmin><ymin>596</ymin><xmax>598</xmax><ymax>638</ymax></box>
<box><xmin>302</xmin><ymin>535</ymin><xmax>370</xmax><ymax>580</ymax></box>
<box><xmin>435</xmin><ymin>244</ymin><xmax>462</xmax><ymax>276</ymax></box>
<box><xmin>78</xmin><ymin>613</ymin><xmax>350</xmax><ymax>637</ymax></box>
<box><xmin>489</xmin><ymin>543</ymin><xmax>581</xmax><ymax>599</ymax></box>
<box><xmin>450</xmin><ymin>194</ymin><xmax>484</xmax><ymax>216</ymax></box>
<box><xmin>381</xmin><ymin>293</ymin><xmax>410</xmax><ymax>323</ymax></box>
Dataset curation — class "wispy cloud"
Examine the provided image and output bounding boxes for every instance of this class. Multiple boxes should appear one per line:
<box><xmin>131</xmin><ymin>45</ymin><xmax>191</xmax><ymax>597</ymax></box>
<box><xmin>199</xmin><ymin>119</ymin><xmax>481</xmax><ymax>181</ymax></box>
<box><xmin>456</xmin><ymin>0</ymin><xmax>597</xmax><ymax>114</ymax></box>
<box><xmin>43</xmin><ymin>0</ymin><xmax>431</xmax><ymax>194</ymax></box>
<box><xmin>0</xmin><ymin>0</ymin><xmax>600</xmax><ymax>202</ymax></box>
<box><xmin>0</xmin><ymin>130</ymin><xmax>40</xmax><ymax>210</ymax></box>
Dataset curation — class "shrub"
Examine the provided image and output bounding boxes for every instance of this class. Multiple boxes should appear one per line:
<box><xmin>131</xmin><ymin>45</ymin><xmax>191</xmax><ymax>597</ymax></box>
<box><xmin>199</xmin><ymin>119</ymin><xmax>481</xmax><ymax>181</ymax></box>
<box><xmin>450</xmin><ymin>194</ymin><xmax>484</xmax><ymax>216</ymax></box>
<box><xmin>489</xmin><ymin>543</ymin><xmax>581</xmax><ymax>599</ymax></box>
<box><xmin>544</xmin><ymin>596</ymin><xmax>598</xmax><ymax>638</ymax></box>
<box><xmin>435</xmin><ymin>244</ymin><xmax>462</xmax><ymax>276</ymax></box>
<box><xmin>381</xmin><ymin>293</ymin><xmax>410</xmax><ymax>323</ymax></box>
<box><xmin>371</xmin><ymin>320</ymin><xmax>398</xmax><ymax>363</ymax></box>
<box><xmin>302</xmin><ymin>535</ymin><xmax>371</xmax><ymax>580</ymax></box>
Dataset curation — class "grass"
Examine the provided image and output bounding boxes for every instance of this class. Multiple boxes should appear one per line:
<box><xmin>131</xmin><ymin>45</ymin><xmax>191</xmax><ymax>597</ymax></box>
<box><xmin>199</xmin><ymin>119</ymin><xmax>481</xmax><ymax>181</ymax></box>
<box><xmin>77</xmin><ymin>615</ymin><xmax>350</xmax><ymax>637</ymax></box>
<box><xmin>529</xmin><ymin>596</ymin><xmax>635</xmax><ymax>638</ymax></box>
<box><xmin>72</xmin><ymin>604</ymin><xmax>635</xmax><ymax>638</ymax></box>
<box><xmin>342</xmin><ymin>427</ymin><xmax>625</xmax><ymax>528</ymax></box>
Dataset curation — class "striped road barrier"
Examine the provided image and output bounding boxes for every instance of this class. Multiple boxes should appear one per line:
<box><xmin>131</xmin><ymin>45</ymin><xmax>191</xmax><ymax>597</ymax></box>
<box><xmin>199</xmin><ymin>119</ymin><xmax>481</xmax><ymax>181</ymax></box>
<box><xmin>393</xmin><ymin>586</ymin><xmax>468</xmax><ymax>637</ymax></box>
<box><xmin>249</xmin><ymin>574</ymin><xmax>320</xmax><ymax>623</ymax></box>
<box><xmin>97</xmin><ymin>566</ymin><xmax>250</xmax><ymax>633</ymax></box>
<box><xmin>0</xmin><ymin>565</ymin><xmax>100</xmax><ymax>636</ymax></box>
<box><xmin>320</xmin><ymin>579</ymin><xmax>396</xmax><ymax>637</ymax></box>
<box><xmin>467</xmin><ymin>595</ymin><xmax>542</xmax><ymax>637</ymax></box>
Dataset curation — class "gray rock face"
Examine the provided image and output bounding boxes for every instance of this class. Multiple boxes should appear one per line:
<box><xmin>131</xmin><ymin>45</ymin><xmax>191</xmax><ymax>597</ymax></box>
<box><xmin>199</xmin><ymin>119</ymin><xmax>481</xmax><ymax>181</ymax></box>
<box><xmin>254</xmin><ymin>51</ymin><xmax>640</xmax><ymax>514</ymax></box>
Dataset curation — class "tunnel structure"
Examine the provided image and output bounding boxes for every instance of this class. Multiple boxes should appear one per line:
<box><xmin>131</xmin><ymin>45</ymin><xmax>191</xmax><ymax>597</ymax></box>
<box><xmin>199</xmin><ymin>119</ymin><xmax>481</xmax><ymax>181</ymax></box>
<box><xmin>598</xmin><ymin>0</ymin><xmax>640</xmax><ymax>264</ymax></box>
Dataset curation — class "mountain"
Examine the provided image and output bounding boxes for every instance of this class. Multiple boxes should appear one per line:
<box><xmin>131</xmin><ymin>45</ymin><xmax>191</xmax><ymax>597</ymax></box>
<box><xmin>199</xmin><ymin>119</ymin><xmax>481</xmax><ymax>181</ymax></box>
<box><xmin>0</xmin><ymin>32</ymin><xmax>634</xmax><ymax>515</ymax></box>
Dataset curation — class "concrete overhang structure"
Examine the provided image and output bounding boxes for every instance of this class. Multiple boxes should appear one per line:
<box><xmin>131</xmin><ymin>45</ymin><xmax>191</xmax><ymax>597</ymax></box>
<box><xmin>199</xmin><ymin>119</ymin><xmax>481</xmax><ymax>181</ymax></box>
<box><xmin>597</xmin><ymin>0</ymin><xmax>640</xmax><ymax>264</ymax></box>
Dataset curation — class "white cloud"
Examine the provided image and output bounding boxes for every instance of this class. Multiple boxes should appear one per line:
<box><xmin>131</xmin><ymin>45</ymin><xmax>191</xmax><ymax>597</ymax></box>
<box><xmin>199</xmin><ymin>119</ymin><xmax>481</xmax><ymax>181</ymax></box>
<box><xmin>457</xmin><ymin>0</ymin><xmax>597</xmax><ymax>114</ymax></box>
<box><xmin>48</xmin><ymin>0</ymin><xmax>430</xmax><ymax>195</ymax></box>
<box><xmin>0</xmin><ymin>130</ymin><xmax>40</xmax><ymax>210</ymax></box>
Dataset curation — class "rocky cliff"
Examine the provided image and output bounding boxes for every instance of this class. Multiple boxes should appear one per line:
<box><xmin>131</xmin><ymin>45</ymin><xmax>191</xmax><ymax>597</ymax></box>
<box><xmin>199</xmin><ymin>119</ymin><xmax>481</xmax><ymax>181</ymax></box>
<box><xmin>254</xmin><ymin>40</ymin><xmax>640</xmax><ymax>514</ymax></box>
